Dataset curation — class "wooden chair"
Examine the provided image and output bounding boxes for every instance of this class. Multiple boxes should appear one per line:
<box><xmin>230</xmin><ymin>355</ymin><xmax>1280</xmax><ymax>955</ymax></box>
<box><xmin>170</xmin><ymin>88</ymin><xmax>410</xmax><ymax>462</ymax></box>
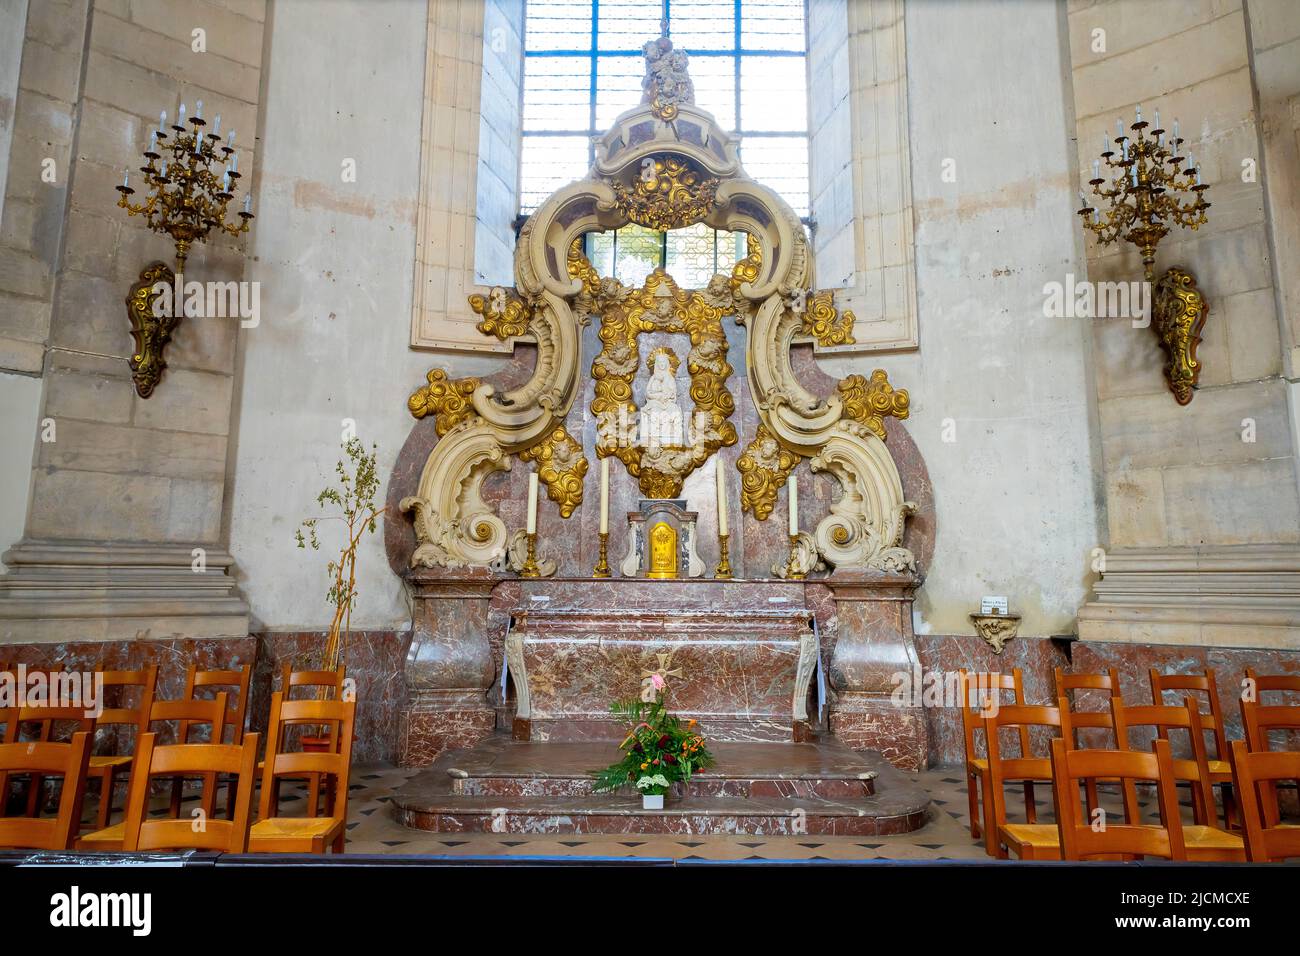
<box><xmin>250</xmin><ymin>693</ymin><xmax>355</xmax><ymax>853</ymax></box>
<box><xmin>1050</xmin><ymin>737</ymin><xmax>1187</xmax><ymax>860</ymax></box>
<box><xmin>76</xmin><ymin>694</ymin><xmax>227</xmax><ymax>851</ymax></box>
<box><xmin>983</xmin><ymin>697</ymin><xmax>1073</xmax><ymax>859</ymax></box>
<box><xmin>1238</xmin><ymin>698</ymin><xmax>1300</xmax><ymax>825</ymax></box>
<box><xmin>115</xmin><ymin>732</ymin><xmax>261</xmax><ymax>852</ymax></box>
<box><xmin>270</xmin><ymin>664</ymin><xmax>348</xmax><ymax>814</ymax></box>
<box><xmin>958</xmin><ymin>668</ymin><xmax>1025</xmax><ymax>840</ymax></box>
<box><xmin>0</xmin><ymin>733</ymin><xmax>92</xmax><ymax>850</ymax></box>
<box><xmin>87</xmin><ymin>665</ymin><xmax>158</xmax><ymax>830</ymax></box>
<box><xmin>171</xmin><ymin>665</ymin><xmax>252</xmax><ymax>815</ymax></box>
<box><xmin>1230</xmin><ymin>740</ymin><xmax>1300</xmax><ymax>862</ymax></box>
<box><xmin>1111</xmin><ymin>697</ymin><xmax>1243</xmax><ymax>860</ymax></box>
<box><xmin>1149</xmin><ymin>668</ymin><xmax>1234</xmax><ymax>826</ymax></box>
<box><xmin>5</xmin><ymin>704</ymin><xmax>96</xmax><ymax>817</ymax></box>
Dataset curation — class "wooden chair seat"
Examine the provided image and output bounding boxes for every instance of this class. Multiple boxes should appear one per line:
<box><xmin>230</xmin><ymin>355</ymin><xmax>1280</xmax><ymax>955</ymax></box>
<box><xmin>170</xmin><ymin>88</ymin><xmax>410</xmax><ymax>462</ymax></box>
<box><xmin>998</xmin><ymin>823</ymin><xmax>1061</xmax><ymax>859</ymax></box>
<box><xmin>1206</xmin><ymin>759</ymin><xmax>1230</xmax><ymax>776</ymax></box>
<box><xmin>968</xmin><ymin>758</ymin><xmax>987</xmax><ymax>771</ymax></box>
<box><xmin>89</xmin><ymin>755</ymin><xmax>133</xmax><ymax>769</ymax></box>
<box><xmin>75</xmin><ymin>822</ymin><xmax>125</xmax><ymax>851</ymax></box>
<box><xmin>249</xmin><ymin>816</ymin><xmax>344</xmax><ymax>853</ymax></box>
<box><xmin>1182</xmin><ymin>824</ymin><xmax>1245</xmax><ymax>860</ymax></box>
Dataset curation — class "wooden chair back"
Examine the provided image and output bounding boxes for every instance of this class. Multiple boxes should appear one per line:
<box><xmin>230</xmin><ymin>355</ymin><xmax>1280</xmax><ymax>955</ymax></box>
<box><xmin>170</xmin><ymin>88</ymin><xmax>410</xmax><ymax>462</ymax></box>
<box><xmin>117</xmin><ymin>732</ymin><xmax>260</xmax><ymax>852</ymax></box>
<box><xmin>1230</xmin><ymin>740</ymin><xmax>1300</xmax><ymax>862</ymax></box>
<box><xmin>1243</xmin><ymin>667</ymin><xmax>1300</xmax><ymax>702</ymax></box>
<box><xmin>1149</xmin><ymin>669</ymin><xmax>1228</xmax><ymax>761</ymax></box>
<box><xmin>280</xmin><ymin>663</ymin><xmax>346</xmax><ymax>699</ymax></box>
<box><xmin>149</xmin><ymin>693</ymin><xmax>228</xmax><ymax>745</ymax></box>
<box><xmin>959</xmin><ymin>668</ymin><xmax>1026</xmax><ymax>762</ymax></box>
<box><xmin>97</xmin><ymin>665</ymin><xmax>159</xmax><ymax>753</ymax></box>
<box><xmin>0</xmin><ymin>733</ymin><xmax>92</xmax><ymax>850</ymax></box>
<box><xmin>181</xmin><ymin>665</ymin><xmax>251</xmax><ymax>745</ymax></box>
<box><xmin>258</xmin><ymin>693</ymin><xmax>356</xmax><ymax>825</ymax></box>
<box><xmin>1055</xmin><ymin>667</ymin><xmax>1120</xmax><ymax>743</ymax></box>
<box><xmin>1112</xmin><ymin>696</ymin><xmax>1216</xmax><ymax>824</ymax></box>
<box><xmin>1238</xmin><ymin>699</ymin><xmax>1300</xmax><ymax>824</ymax></box>
<box><xmin>1050</xmin><ymin>737</ymin><xmax>1186</xmax><ymax>860</ymax></box>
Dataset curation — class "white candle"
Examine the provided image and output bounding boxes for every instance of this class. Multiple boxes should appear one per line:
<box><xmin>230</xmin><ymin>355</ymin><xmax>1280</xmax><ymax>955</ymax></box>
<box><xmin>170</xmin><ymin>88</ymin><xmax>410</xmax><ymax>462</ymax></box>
<box><xmin>526</xmin><ymin>473</ymin><xmax>538</xmax><ymax>535</ymax></box>
<box><xmin>244</xmin><ymin>193</ymin><xmax>252</xmax><ymax>214</ymax></box>
<box><xmin>212</xmin><ymin>114</ymin><xmax>221</xmax><ymax>136</ymax></box>
<box><xmin>599</xmin><ymin>457</ymin><xmax>609</xmax><ymax>535</ymax></box>
<box><xmin>148</xmin><ymin>129</ymin><xmax>157</xmax><ymax>152</ymax></box>
<box><xmin>122</xmin><ymin>169</ymin><xmax>129</xmax><ymax>188</ymax></box>
<box><xmin>788</xmin><ymin>475</ymin><xmax>798</xmax><ymax>536</ymax></box>
<box><xmin>159</xmin><ymin>109</ymin><xmax>167</xmax><ymax>130</ymax></box>
<box><xmin>1135</xmin><ymin>104</ymin><xmax>1142</xmax><ymax>123</ymax></box>
<box><xmin>227</xmin><ymin>130</ymin><xmax>236</xmax><ymax>149</ymax></box>
<box><xmin>1115</xmin><ymin>118</ymin><xmax>1122</xmax><ymax>139</ymax></box>
<box><xmin>1173</xmin><ymin>118</ymin><xmax>1179</xmax><ymax>141</ymax></box>
<box><xmin>230</xmin><ymin>153</ymin><xmax>238</xmax><ymax>172</ymax></box>
<box><xmin>195</xmin><ymin>99</ymin><xmax>203</xmax><ymax>120</ymax></box>
<box><xmin>178</xmin><ymin>102</ymin><xmax>186</xmax><ymax>124</ymax></box>
<box><xmin>716</xmin><ymin>464</ymin><xmax>728</xmax><ymax>537</ymax></box>
<box><xmin>1092</xmin><ymin>159</ymin><xmax>1100</xmax><ymax>180</ymax></box>
<box><xmin>1154</xmin><ymin>109</ymin><xmax>1160</xmax><ymax>130</ymax></box>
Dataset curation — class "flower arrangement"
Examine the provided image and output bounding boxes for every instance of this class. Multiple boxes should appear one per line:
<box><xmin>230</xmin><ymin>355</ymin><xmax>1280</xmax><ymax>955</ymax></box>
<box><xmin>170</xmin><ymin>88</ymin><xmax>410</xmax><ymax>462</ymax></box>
<box><xmin>591</xmin><ymin>675</ymin><xmax>715</xmax><ymax>798</ymax></box>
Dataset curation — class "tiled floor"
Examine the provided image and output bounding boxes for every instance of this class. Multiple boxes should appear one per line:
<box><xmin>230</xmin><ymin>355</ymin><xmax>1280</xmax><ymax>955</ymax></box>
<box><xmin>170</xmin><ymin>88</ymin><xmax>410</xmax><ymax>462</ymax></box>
<box><xmin>68</xmin><ymin>763</ymin><xmax>1263</xmax><ymax>862</ymax></box>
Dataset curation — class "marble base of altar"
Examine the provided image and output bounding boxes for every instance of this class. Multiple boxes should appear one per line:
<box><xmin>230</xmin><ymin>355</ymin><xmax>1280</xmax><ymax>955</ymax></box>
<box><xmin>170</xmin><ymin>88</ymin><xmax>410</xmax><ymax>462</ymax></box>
<box><xmin>392</xmin><ymin>733</ymin><xmax>930</xmax><ymax>835</ymax></box>
<box><xmin>398</xmin><ymin>572</ymin><xmax>498</xmax><ymax>766</ymax></box>
<box><xmin>505</xmin><ymin>579</ymin><xmax>816</xmax><ymax>743</ymax></box>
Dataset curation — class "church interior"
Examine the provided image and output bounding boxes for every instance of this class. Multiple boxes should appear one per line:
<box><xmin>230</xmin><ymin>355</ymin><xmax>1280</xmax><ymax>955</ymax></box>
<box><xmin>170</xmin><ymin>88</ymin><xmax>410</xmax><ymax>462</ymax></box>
<box><xmin>2</xmin><ymin>0</ymin><xmax>1300</xmax><ymax>916</ymax></box>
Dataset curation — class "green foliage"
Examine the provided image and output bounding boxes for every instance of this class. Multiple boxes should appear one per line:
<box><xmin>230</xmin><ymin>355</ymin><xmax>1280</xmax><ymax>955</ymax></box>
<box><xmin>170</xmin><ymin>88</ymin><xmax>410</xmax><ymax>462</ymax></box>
<box><xmin>590</xmin><ymin>691</ymin><xmax>715</xmax><ymax>796</ymax></box>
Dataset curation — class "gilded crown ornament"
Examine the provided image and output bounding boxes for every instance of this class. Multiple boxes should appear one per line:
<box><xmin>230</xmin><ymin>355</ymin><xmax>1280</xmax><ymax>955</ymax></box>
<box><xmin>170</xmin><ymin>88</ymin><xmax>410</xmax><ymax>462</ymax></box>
<box><xmin>1077</xmin><ymin>106</ymin><xmax>1211</xmax><ymax>405</ymax></box>
<box><xmin>116</xmin><ymin>100</ymin><xmax>254</xmax><ymax>398</ymax></box>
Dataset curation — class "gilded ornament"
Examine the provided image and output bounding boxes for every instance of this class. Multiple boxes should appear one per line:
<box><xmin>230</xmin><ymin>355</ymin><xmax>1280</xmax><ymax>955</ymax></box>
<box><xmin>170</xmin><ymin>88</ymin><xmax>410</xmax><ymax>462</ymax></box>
<box><xmin>407</xmin><ymin>368</ymin><xmax>480</xmax><ymax>436</ymax></box>
<box><xmin>640</xmin><ymin>35</ymin><xmax>695</xmax><ymax>122</ymax></box>
<box><xmin>519</xmin><ymin>424</ymin><xmax>588</xmax><ymax>518</ymax></box>
<box><xmin>611</xmin><ymin>156</ymin><xmax>719</xmax><ymax>232</ymax></box>
<box><xmin>589</xmin><ymin>268</ymin><xmax>736</xmax><ymax>499</ymax></box>
<box><xmin>469</xmin><ymin>286</ymin><xmax>532</xmax><ymax>340</ymax></box>
<box><xmin>736</xmin><ymin>424</ymin><xmax>801</xmax><ymax>521</ymax></box>
<box><xmin>125</xmin><ymin>261</ymin><xmax>180</xmax><ymax>399</ymax></box>
<box><xmin>802</xmin><ymin>291</ymin><xmax>857</xmax><ymax>347</ymax></box>
<box><xmin>1152</xmin><ymin>267</ymin><xmax>1207</xmax><ymax>406</ymax></box>
<box><xmin>838</xmin><ymin>369</ymin><xmax>910</xmax><ymax>441</ymax></box>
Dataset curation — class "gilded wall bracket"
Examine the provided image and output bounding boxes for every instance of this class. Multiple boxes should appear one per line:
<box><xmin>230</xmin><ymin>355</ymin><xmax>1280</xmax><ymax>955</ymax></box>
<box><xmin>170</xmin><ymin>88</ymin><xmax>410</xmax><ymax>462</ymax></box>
<box><xmin>125</xmin><ymin>262</ymin><xmax>180</xmax><ymax>399</ymax></box>
<box><xmin>1152</xmin><ymin>266</ymin><xmax>1207</xmax><ymax>406</ymax></box>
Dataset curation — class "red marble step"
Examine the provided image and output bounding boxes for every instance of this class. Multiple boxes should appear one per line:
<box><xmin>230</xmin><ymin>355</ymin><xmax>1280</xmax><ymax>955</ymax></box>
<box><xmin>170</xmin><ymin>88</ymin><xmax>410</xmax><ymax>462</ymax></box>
<box><xmin>391</xmin><ymin>734</ymin><xmax>931</xmax><ymax>835</ymax></box>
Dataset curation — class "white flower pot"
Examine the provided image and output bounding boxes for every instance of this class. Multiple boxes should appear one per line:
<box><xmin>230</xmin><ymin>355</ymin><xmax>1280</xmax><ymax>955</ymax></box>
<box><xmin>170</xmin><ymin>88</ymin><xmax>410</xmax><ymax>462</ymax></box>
<box><xmin>642</xmin><ymin>793</ymin><xmax>664</xmax><ymax>810</ymax></box>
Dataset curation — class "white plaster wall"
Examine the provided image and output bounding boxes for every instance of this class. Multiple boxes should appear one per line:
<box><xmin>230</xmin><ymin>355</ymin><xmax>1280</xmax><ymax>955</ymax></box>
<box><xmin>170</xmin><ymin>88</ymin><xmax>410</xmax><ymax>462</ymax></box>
<box><xmin>820</xmin><ymin>0</ymin><xmax>1104</xmax><ymax>636</ymax></box>
<box><xmin>228</xmin><ymin>0</ymin><xmax>503</xmax><ymax>630</ymax></box>
<box><xmin>0</xmin><ymin>371</ymin><xmax>40</xmax><ymax>569</ymax></box>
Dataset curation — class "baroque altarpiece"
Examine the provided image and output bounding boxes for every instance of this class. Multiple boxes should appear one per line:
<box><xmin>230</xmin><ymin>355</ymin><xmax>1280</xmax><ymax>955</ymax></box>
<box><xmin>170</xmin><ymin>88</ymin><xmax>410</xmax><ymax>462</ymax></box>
<box><xmin>385</xmin><ymin>38</ymin><xmax>935</xmax><ymax>824</ymax></box>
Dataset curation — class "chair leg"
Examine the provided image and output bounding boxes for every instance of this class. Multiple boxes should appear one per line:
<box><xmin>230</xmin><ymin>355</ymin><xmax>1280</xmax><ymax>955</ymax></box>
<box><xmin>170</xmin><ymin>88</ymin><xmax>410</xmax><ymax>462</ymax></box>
<box><xmin>170</xmin><ymin>776</ymin><xmax>184</xmax><ymax>818</ymax></box>
<box><xmin>1023</xmin><ymin>781</ymin><xmax>1037</xmax><ymax>824</ymax></box>
<box><xmin>1219</xmin><ymin>782</ymin><xmax>1236</xmax><ymax>830</ymax></box>
<box><xmin>967</xmin><ymin>770</ymin><xmax>981</xmax><ymax>839</ymax></box>
<box><xmin>1084</xmin><ymin>779</ymin><xmax>1099</xmax><ymax>821</ymax></box>
<box><xmin>982</xmin><ymin>777</ymin><xmax>1002</xmax><ymax>857</ymax></box>
<box><xmin>307</xmin><ymin>773</ymin><xmax>321</xmax><ymax>818</ymax></box>
<box><xmin>225</xmin><ymin>775</ymin><xmax>237</xmax><ymax>819</ymax></box>
<box><xmin>24</xmin><ymin>772</ymin><xmax>45</xmax><ymax>817</ymax></box>
<box><xmin>96</xmin><ymin>768</ymin><xmax>116</xmax><ymax>830</ymax></box>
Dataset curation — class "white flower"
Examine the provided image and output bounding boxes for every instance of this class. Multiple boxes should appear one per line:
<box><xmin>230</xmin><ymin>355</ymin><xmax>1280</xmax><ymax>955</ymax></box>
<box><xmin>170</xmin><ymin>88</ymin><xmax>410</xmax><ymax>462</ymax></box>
<box><xmin>635</xmin><ymin>774</ymin><xmax>670</xmax><ymax>790</ymax></box>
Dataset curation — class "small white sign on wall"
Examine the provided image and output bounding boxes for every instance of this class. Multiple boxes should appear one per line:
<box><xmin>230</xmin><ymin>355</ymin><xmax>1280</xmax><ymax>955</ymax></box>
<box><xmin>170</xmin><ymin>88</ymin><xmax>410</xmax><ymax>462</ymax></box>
<box><xmin>981</xmin><ymin>595</ymin><xmax>1009</xmax><ymax>615</ymax></box>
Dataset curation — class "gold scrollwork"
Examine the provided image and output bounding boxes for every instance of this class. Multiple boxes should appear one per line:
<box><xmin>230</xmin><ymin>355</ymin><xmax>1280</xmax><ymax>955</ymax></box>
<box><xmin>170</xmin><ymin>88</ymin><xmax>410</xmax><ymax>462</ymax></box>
<box><xmin>407</xmin><ymin>368</ymin><xmax>480</xmax><ymax>436</ymax></box>
<box><xmin>1152</xmin><ymin>266</ymin><xmax>1207</xmax><ymax>406</ymax></box>
<box><xmin>588</xmin><ymin>268</ymin><xmax>737</xmax><ymax>499</ymax></box>
<box><xmin>838</xmin><ymin>369</ymin><xmax>910</xmax><ymax>442</ymax></box>
<box><xmin>519</xmin><ymin>423</ymin><xmax>588</xmax><ymax>518</ymax></box>
<box><xmin>126</xmin><ymin>261</ymin><xmax>180</xmax><ymax>399</ymax></box>
<box><xmin>730</xmin><ymin>233</ymin><xmax>761</xmax><ymax>292</ymax></box>
<box><xmin>802</xmin><ymin>291</ymin><xmax>857</xmax><ymax>347</ymax></box>
<box><xmin>736</xmin><ymin>424</ymin><xmax>801</xmax><ymax>521</ymax></box>
<box><xmin>468</xmin><ymin>286</ymin><xmax>532</xmax><ymax>340</ymax></box>
<box><xmin>611</xmin><ymin>156</ymin><xmax>719</xmax><ymax>232</ymax></box>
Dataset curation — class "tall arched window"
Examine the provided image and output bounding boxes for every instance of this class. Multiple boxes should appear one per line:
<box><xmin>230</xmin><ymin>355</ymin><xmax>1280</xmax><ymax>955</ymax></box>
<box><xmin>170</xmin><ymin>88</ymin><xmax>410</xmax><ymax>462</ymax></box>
<box><xmin>520</xmin><ymin>0</ymin><xmax>809</xmax><ymax>286</ymax></box>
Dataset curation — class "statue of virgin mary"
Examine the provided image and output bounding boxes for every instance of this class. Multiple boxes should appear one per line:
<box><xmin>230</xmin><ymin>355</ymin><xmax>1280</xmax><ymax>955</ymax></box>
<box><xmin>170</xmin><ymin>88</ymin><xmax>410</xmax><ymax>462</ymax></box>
<box><xmin>640</xmin><ymin>349</ymin><xmax>684</xmax><ymax>448</ymax></box>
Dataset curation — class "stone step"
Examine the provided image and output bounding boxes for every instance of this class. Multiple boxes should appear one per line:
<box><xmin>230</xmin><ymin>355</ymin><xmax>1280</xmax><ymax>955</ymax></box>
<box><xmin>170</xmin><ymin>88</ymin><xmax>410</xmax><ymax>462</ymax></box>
<box><xmin>391</xmin><ymin>733</ymin><xmax>930</xmax><ymax>836</ymax></box>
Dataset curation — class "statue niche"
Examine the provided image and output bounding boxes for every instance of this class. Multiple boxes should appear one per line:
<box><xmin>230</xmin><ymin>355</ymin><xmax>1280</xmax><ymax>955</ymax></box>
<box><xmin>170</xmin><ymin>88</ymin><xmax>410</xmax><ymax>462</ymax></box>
<box><xmin>639</xmin><ymin>348</ymin><xmax>686</xmax><ymax>449</ymax></box>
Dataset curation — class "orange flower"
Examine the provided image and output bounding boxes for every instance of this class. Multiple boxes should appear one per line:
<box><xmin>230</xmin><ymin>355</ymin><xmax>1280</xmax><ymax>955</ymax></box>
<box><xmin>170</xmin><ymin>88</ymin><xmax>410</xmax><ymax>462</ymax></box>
<box><xmin>640</xmin><ymin>762</ymin><xmax>648</xmax><ymax>770</ymax></box>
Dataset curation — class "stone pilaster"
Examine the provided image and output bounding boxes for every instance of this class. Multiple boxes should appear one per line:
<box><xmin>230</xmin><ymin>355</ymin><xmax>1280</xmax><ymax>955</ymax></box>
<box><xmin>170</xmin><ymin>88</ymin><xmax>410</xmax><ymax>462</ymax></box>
<box><xmin>826</xmin><ymin>571</ymin><xmax>927</xmax><ymax>771</ymax></box>
<box><xmin>398</xmin><ymin>570</ymin><xmax>498</xmax><ymax>766</ymax></box>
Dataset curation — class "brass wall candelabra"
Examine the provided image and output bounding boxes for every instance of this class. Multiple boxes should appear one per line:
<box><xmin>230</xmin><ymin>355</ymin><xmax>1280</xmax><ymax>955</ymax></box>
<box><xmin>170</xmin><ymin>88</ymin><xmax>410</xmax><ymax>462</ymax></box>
<box><xmin>115</xmin><ymin>101</ymin><xmax>254</xmax><ymax>397</ymax></box>
<box><xmin>1077</xmin><ymin>107</ymin><xmax>1211</xmax><ymax>405</ymax></box>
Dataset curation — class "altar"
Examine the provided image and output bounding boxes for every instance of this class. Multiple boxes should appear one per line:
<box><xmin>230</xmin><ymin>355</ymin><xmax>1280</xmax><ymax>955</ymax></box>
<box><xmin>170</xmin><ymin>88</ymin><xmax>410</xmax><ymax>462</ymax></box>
<box><xmin>384</xmin><ymin>34</ymin><xmax>934</xmax><ymax>834</ymax></box>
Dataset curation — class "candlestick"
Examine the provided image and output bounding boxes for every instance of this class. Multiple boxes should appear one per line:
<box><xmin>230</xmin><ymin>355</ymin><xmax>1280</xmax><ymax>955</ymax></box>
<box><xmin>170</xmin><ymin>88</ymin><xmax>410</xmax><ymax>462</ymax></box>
<box><xmin>599</xmin><ymin>457</ymin><xmax>609</xmax><ymax>535</ymax></box>
<box><xmin>715</xmin><ymin>533</ymin><xmax>732</xmax><ymax>579</ymax></box>
<box><xmin>787</xmin><ymin>474</ymin><xmax>798</xmax><ymax>537</ymax></box>
<box><xmin>593</xmin><ymin>531</ymin><xmax>611</xmax><ymax>578</ymax></box>
<box><xmin>715</xmin><ymin>464</ymin><xmax>728</xmax><ymax>537</ymax></box>
<box><xmin>526</xmin><ymin>472</ymin><xmax>538</xmax><ymax>535</ymax></box>
<box><xmin>520</xmin><ymin>531</ymin><xmax>541</xmax><ymax>578</ymax></box>
<box><xmin>784</xmin><ymin>534</ymin><xmax>806</xmax><ymax>580</ymax></box>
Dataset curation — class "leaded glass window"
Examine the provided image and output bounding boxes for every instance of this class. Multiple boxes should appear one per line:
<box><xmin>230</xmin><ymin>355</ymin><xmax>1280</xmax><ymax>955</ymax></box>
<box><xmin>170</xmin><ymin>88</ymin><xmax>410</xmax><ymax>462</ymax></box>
<box><xmin>521</xmin><ymin>0</ymin><xmax>809</xmax><ymax>283</ymax></box>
